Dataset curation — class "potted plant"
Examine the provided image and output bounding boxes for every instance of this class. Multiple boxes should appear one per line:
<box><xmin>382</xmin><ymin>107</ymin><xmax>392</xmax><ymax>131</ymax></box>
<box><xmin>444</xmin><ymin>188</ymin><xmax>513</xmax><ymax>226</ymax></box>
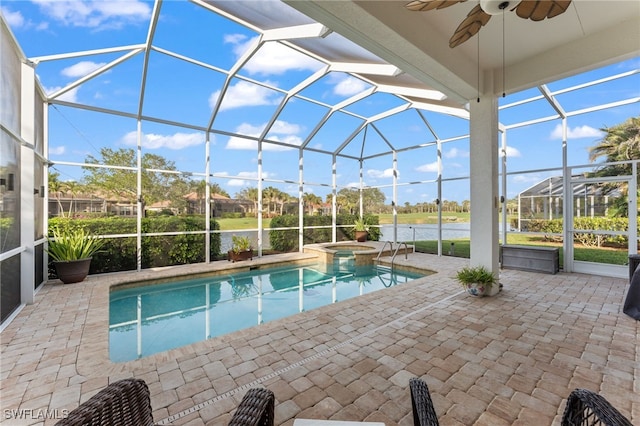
<box><xmin>455</xmin><ymin>265</ymin><xmax>497</xmax><ymax>297</ymax></box>
<box><xmin>353</xmin><ymin>217</ymin><xmax>369</xmax><ymax>242</ymax></box>
<box><xmin>46</xmin><ymin>225</ymin><xmax>105</xmax><ymax>284</ymax></box>
<box><xmin>228</xmin><ymin>235</ymin><xmax>253</xmax><ymax>262</ymax></box>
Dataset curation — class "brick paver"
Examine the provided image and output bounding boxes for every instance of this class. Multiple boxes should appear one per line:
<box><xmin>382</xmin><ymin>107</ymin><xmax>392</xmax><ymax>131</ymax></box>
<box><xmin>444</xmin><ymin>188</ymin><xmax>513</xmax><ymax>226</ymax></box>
<box><xmin>0</xmin><ymin>252</ymin><xmax>638</xmax><ymax>425</ymax></box>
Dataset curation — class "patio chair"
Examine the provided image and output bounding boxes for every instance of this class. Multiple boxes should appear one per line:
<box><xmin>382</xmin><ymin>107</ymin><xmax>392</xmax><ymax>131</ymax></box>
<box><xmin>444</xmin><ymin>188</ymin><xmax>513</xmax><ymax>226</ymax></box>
<box><xmin>228</xmin><ymin>387</ymin><xmax>275</xmax><ymax>426</ymax></box>
<box><xmin>55</xmin><ymin>378</ymin><xmax>154</xmax><ymax>426</ymax></box>
<box><xmin>561</xmin><ymin>388</ymin><xmax>633</xmax><ymax>426</ymax></box>
<box><xmin>409</xmin><ymin>377</ymin><xmax>440</xmax><ymax>426</ymax></box>
<box><xmin>56</xmin><ymin>378</ymin><xmax>275</xmax><ymax>426</ymax></box>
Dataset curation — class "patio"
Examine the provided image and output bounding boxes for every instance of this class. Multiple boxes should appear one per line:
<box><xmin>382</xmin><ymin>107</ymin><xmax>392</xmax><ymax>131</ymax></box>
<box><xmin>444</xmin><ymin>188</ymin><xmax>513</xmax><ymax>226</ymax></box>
<box><xmin>1</xmin><ymin>253</ymin><xmax>637</xmax><ymax>425</ymax></box>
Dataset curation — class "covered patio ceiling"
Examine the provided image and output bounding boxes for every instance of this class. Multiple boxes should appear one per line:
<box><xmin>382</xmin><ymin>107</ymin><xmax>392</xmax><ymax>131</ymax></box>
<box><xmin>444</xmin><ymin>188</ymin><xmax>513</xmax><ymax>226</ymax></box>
<box><xmin>283</xmin><ymin>0</ymin><xmax>640</xmax><ymax>103</ymax></box>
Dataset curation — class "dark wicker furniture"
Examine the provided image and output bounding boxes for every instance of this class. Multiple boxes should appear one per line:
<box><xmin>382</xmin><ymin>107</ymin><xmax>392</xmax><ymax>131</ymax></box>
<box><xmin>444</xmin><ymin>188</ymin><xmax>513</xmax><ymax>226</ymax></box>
<box><xmin>55</xmin><ymin>378</ymin><xmax>154</xmax><ymax>426</ymax></box>
<box><xmin>409</xmin><ymin>377</ymin><xmax>440</xmax><ymax>426</ymax></box>
<box><xmin>561</xmin><ymin>388</ymin><xmax>633</xmax><ymax>426</ymax></box>
<box><xmin>56</xmin><ymin>378</ymin><xmax>275</xmax><ymax>426</ymax></box>
<box><xmin>228</xmin><ymin>387</ymin><xmax>275</xmax><ymax>426</ymax></box>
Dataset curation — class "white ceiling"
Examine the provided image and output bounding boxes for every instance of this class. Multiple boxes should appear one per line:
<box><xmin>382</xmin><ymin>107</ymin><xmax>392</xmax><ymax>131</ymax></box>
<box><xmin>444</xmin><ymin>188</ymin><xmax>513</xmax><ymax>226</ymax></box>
<box><xmin>283</xmin><ymin>0</ymin><xmax>640</xmax><ymax>105</ymax></box>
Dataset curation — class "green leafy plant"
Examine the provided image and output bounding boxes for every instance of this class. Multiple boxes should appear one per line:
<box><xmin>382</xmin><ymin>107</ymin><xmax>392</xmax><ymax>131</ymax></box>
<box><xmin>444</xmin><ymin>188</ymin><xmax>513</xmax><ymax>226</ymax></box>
<box><xmin>231</xmin><ymin>235</ymin><xmax>252</xmax><ymax>254</ymax></box>
<box><xmin>46</xmin><ymin>226</ymin><xmax>105</xmax><ymax>261</ymax></box>
<box><xmin>455</xmin><ymin>265</ymin><xmax>497</xmax><ymax>288</ymax></box>
<box><xmin>353</xmin><ymin>217</ymin><xmax>370</xmax><ymax>232</ymax></box>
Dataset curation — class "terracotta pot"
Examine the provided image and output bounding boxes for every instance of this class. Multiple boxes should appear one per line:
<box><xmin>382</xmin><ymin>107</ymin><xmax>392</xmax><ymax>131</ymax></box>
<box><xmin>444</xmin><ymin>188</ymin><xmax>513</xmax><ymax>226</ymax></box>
<box><xmin>53</xmin><ymin>258</ymin><xmax>92</xmax><ymax>284</ymax></box>
<box><xmin>228</xmin><ymin>249</ymin><xmax>254</xmax><ymax>262</ymax></box>
<box><xmin>355</xmin><ymin>231</ymin><xmax>368</xmax><ymax>242</ymax></box>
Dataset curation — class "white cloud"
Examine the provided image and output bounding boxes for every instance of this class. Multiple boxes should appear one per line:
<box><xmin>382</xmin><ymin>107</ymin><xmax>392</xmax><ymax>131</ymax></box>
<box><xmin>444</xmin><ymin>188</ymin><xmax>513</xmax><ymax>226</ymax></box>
<box><xmin>44</xmin><ymin>85</ymin><xmax>79</xmax><ymax>102</ymax></box>
<box><xmin>121</xmin><ymin>131</ymin><xmax>205</xmax><ymax>150</ymax></box>
<box><xmin>550</xmin><ymin>124</ymin><xmax>604</xmax><ymax>140</ymax></box>
<box><xmin>416</xmin><ymin>161</ymin><xmax>439</xmax><ymax>173</ymax></box>
<box><xmin>333</xmin><ymin>76</ymin><xmax>368</xmax><ymax>96</ymax></box>
<box><xmin>226</xmin><ymin>35</ymin><xmax>323</xmax><ymax>76</ymax></box>
<box><xmin>49</xmin><ymin>146</ymin><xmax>66</xmax><ymax>155</ymax></box>
<box><xmin>61</xmin><ymin>61</ymin><xmax>106</xmax><ymax>78</ymax></box>
<box><xmin>32</xmin><ymin>0</ymin><xmax>151</xmax><ymax>29</ymax></box>
<box><xmin>227</xmin><ymin>171</ymin><xmax>271</xmax><ymax>187</ymax></box>
<box><xmin>512</xmin><ymin>174</ymin><xmax>545</xmax><ymax>184</ymax></box>
<box><xmin>210</xmin><ymin>80</ymin><xmax>282</xmax><ymax>111</ymax></box>
<box><xmin>367</xmin><ymin>168</ymin><xmax>396</xmax><ymax>179</ymax></box>
<box><xmin>504</xmin><ymin>146</ymin><xmax>521</xmax><ymax>158</ymax></box>
<box><xmin>444</xmin><ymin>147</ymin><xmax>469</xmax><ymax>158</ymax></box>
<box><xmin>1</xmin><ymin>8</ymin><xmax>25</xmax><ymax>27</ymax></box>
<box><xmin>226</xmin><ymin>120</ymin><xmax>303</xmax><ymax>151</ymax></box>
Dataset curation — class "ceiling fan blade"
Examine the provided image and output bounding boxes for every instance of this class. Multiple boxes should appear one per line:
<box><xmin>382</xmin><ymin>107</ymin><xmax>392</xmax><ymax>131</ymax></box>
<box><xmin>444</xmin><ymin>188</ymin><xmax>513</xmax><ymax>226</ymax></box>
<box><xmin>405</xmin><ymin>0</ymin><xmax>467</xmax><ymax>12</ymax></box>
<box><xmin>449</xmin><ymin>4</ymin><xmax>492</xmax><ymax>48</ymax></box>
<box><xmin>515</xmin><ymin>0</ymin><xmax>572</xmax><ymax>21</ymax></box>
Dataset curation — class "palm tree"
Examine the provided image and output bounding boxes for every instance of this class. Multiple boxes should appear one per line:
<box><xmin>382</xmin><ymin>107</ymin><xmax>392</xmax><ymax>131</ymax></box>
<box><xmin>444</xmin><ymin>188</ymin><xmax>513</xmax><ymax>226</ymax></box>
<box><xmin>588</xmin><ymin>116</ymin><xmax>640</xmax><ymax>216</ymax></box>
<box><xmin>237</xmin><ymin>187</ymin><xmax>259</xmax><ymax>217</ymax></box>
<box><xmin>48</xmin><ymin>172</ymin><xmax>66</xmax><ymax>217</ymax></box>
<box><xmin>303</xmin><ymin>192</ymin><xmax>322</xmax><ymax>214</ymax></box>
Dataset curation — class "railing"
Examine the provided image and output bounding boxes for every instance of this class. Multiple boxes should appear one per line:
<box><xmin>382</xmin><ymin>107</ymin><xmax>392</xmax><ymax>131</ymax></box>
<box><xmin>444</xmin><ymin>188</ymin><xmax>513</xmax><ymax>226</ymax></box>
<box><xmin>376</xmin><ymin>241</ymin><xmax>394</xmax><ymax>260</ymax></box>
<box><xmin>391</xmin><ymin>242</ymin><xmax>412</xmax><ymax>269</ymax></box>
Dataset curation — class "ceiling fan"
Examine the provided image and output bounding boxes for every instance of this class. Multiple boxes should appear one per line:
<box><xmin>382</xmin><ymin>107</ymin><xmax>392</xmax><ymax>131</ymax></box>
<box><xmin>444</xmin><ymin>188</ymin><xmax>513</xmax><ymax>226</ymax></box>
<box><xmin>405</xmin><ymin>0</ymin><xmax>572</xmax><ymax>48</ymax></box>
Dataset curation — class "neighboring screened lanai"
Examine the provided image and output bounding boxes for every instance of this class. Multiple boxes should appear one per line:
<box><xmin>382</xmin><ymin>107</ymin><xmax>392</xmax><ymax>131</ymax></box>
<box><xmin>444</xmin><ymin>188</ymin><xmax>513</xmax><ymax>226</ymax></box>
<box><xmin>1</xmin><ymin>0</ymin><xmax>639</xmax><ymax>326</ymax></box>
<box><xmin>516</xmin><ymin>176</ymin><xmax>624</xmax><ymax>230</ymax></box>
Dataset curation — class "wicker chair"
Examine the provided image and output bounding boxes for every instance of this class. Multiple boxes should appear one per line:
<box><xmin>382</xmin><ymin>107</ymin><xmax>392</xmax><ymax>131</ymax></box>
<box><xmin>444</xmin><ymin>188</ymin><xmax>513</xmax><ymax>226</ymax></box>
<box><xmin>409</xmin><ymin>377</ymin><xmax>440</xmax><ymax>426</ymax></box>
<box><xmin>228</xmin><ymin>387</ymin><xmax>275</xmax><ymax>426</ymax></box>
<box><xmin>55</xmin><ymin>378</ymin><xmax>154</xmax><ymax>426</ymax></box>
<box><xmin>56</xmin><ymin>378</ymin><xmax>275</xmax><ymax>426</ymax></box>
<box><xmin>561</xmin><ymin>388</ymin><xmax>632</xmax><ymax>426</ymax></box>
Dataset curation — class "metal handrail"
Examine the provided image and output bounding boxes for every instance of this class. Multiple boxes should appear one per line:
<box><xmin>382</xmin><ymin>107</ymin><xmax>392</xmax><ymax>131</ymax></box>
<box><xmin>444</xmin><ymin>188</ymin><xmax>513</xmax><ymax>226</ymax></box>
<box><xmin>390</xmin><ymin>241</ymin><xmax>412</xmax><ymax>269</ymax></box>
<box><xmin>376</xmin><ymin>241</ymin><xmax>393</xmax><ymax>260</ymax></box>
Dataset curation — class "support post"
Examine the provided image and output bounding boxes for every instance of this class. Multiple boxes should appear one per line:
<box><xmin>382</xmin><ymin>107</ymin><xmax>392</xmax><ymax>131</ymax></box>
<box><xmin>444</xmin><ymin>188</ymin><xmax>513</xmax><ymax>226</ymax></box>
<box><xmin>469</xmin><ymin>97</ymin><xmax>500</xmax><ymax>294</ymax></box>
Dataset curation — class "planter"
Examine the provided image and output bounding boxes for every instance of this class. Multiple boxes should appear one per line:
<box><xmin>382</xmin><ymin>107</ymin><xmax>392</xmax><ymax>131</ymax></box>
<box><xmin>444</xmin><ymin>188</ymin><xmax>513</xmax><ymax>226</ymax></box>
<box><xmin>53</xmin><ymin>258</ymin><xmax>92</xmax><ymax>284</ymax></box>
<box><xmin>228</xmin><ymin>249</ymin><xmax>254</xmax><ymax>262</ymax></box>
<box><xmin>463</xmin><ymin>282</ymin><xmax>489</xmax><ymax>297</ymax></box>
<box><xmin>355</xmin><ymin>231</ymin><xmax>368</xmax><ymax>242</ymax></box>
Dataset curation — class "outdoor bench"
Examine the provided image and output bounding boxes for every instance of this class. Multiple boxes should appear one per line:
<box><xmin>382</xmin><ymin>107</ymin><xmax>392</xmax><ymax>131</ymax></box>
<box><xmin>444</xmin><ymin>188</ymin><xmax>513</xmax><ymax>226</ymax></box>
<box><xmin>501</xmin><ymin>244</ymin><xmax>559</xmax><ymax>274</ymax></box>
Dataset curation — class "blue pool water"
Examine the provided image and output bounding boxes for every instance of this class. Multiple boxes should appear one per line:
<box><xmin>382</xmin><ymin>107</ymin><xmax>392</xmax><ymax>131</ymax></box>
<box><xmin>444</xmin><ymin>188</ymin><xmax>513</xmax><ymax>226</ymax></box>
<box><xmin>109</xmin><ymin>261</ymin><xmax>425</xmax><ymax>362</ymax></box>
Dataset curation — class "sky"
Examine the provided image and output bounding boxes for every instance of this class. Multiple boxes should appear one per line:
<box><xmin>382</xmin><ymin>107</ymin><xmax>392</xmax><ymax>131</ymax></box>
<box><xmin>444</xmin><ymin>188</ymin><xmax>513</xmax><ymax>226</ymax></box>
<box><xmin>2</xmin><ymin>0</ymin><xmax>639</xmax><ymax>204</ymax></box>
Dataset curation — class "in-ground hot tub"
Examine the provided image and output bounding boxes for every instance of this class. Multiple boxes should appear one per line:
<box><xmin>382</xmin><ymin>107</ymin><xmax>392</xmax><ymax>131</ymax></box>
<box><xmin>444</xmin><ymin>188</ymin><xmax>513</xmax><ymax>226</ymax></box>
<box><xmin>304</xmin><ymin>241</ymin><xmax>399</xmax><ymax>266</ymax></box>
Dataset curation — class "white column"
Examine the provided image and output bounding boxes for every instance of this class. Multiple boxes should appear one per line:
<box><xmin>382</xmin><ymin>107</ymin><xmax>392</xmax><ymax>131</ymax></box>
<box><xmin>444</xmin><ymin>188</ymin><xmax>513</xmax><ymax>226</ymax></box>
<box><xmin>469</xmin><ymin>97</ymin><xmax>500</xmax><ymax>294</ymax></box>
<box><xmin>21</xmin><ymin>62</ymin><xmax>35</xmax><ymax>304</ymax></box>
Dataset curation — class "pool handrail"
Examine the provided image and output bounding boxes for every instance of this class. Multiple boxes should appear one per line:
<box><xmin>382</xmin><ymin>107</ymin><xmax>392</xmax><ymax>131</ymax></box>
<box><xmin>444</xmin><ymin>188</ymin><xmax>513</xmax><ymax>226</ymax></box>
<box><xmin>376</xmin><ymin>241</ymin><xmax>394</xmax><ymax>260</ymax></box>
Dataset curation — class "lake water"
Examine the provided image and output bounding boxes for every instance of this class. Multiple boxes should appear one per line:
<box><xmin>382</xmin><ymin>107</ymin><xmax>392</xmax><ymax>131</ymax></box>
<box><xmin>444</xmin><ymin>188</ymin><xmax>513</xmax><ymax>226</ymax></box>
<box><xmin>218</xmin><ymin>222</ymin><xmax>472</xmax><ymax>251</ymax></box>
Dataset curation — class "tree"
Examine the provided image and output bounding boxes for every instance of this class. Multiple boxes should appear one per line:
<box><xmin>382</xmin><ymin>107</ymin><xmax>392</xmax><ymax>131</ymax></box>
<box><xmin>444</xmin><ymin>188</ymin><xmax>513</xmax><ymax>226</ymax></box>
<box><xmin>236</xmin><ymin>187</ymin><xmax>259</xmax><ymax>216</ymax></box>
<box><xmin>303</xmin><ymin>192</ymin><xmax>322</xmax><ymax>214</ymax></box>
<box><xmin>83</xmin><ymin>148</ymin><xmax>189</xmax><ymax>213</ymax></box>
<box><xmin>210</xmin><ymin>183</ymin><xmax>230</xmax><ymax>198</ymax></box>
<box><xmin>588</xmin><ymin>116</ymin><xmax>640</xmax><ymax>216</ymax></box>
<box><xmin>48</xmin><ymin>171</ymin><xmax>66</xmax><ymax>217</ymax></box>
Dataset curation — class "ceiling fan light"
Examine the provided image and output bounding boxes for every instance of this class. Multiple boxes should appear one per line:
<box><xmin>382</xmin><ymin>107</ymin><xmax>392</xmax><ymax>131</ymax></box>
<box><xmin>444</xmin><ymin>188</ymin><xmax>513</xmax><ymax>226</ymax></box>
<box><xmin>480</xmin><ymin>0</ymin><xmax>521</xmax><ymax>15</ymax></box>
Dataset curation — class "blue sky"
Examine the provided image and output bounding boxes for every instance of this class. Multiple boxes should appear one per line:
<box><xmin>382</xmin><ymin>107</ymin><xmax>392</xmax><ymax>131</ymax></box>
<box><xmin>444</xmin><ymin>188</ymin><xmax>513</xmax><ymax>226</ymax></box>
<box><xmin>2</xmin><ymin>0</ymin><xmax>639</xmax><ymax>204</ymax></box>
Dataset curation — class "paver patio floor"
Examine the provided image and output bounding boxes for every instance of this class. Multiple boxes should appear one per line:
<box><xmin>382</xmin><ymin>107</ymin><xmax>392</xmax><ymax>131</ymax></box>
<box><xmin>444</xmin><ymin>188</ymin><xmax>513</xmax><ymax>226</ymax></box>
<box><xmin>1</xmin><ymin>253</ymin><xmax>638</xmax><ymax>425</ymax></box>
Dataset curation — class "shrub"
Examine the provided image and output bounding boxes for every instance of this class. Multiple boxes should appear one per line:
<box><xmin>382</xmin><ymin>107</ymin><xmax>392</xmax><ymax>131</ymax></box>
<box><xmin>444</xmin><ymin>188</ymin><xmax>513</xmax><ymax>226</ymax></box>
<box><xmin>48</xmin><ymin>216</ymin><xmax>221</xmax><ymax>275</ymax></box>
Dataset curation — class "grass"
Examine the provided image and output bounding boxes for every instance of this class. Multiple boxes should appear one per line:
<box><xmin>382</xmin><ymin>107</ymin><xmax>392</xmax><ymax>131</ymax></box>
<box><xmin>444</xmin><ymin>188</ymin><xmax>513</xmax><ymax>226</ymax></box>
<box><xmin>415</xmin><ymin>235</ymin><xmax>629</xmax><ymax>266</ymax></box>
<box><xmin>216</xmin><ymin>217</ymin><xmax>271</xmax><ymax>231</ymax></box>
<box><xmin>216</xmin><ymin>214</ymin><xmax>630</xmax><ymax>266</ymax></box>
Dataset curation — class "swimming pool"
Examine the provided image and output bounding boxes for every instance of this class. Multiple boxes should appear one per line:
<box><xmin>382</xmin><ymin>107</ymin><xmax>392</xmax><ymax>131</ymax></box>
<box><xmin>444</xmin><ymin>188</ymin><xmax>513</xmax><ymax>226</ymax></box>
<box><xmin>109</xmin><ymin>261</ymin><xmax>426</xmax><ymax>362</ymax></box>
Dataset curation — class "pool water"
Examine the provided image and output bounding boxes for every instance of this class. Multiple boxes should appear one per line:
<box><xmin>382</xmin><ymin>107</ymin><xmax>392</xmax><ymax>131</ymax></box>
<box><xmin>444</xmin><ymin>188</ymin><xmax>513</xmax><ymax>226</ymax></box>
<box><xmin>109</xmin><ymin>261</ymin><xmax>425</xmax><ymax>362</ymax></box>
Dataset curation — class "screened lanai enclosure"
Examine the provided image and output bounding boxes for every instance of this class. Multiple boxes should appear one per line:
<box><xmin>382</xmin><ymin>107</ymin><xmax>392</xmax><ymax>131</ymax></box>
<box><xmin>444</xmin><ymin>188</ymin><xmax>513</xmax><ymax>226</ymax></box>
<box><xmin>1</xmin><ymin>0</ymin><xmax>639</xmax><ymax>326</ymax></box>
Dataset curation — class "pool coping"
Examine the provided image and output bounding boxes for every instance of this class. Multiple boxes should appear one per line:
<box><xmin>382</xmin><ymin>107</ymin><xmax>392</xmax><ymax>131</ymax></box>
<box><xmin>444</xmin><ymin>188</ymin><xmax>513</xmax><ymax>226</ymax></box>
<box><xmin>73</xmin><ymin>249</ymin><xmax>436</xmax><ymax>378</ymax></box>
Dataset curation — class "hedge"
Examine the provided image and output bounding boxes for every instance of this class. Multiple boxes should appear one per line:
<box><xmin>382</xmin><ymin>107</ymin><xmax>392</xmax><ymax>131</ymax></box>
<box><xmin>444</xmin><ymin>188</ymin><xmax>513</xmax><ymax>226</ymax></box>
<box><xmin>511</xmin><ymin>217</ymin><xmax>632</xmax><ymax>247</ymax></box>
<box><xmin>48</xmin><ymin>216</ymin><xmax>220</xmax><ymax>276</ymax></box>
<box><xmin>269</xmin><ymin>214</ymin><xmax>380</xmax><ymax>252</ymax></box>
